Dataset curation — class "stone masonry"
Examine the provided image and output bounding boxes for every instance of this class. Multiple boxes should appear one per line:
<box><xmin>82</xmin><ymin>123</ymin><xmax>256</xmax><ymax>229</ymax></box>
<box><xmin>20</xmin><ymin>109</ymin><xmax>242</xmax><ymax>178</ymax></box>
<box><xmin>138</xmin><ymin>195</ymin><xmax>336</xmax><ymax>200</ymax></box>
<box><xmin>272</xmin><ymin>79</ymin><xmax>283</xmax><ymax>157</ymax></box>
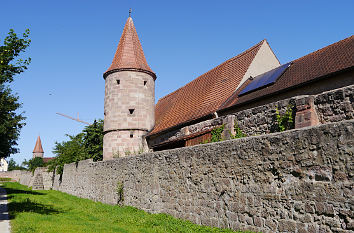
<box><xmin>1</xmin><ymin>167</ymin><xmax>53</xmax><ymax>190</ymax></box>
<box><xmin>103</xmin><ymin>70</ymin><xmax>155</xmax><ymax>159</ymax></box>
<box><xmin>149</xmin><ymin>85</ymin><xmax>354</xmax><ymax>148</ymax></box>
<box><xmin>4</xmin><ymin>120</ymin><xmax>349</xmax><ymax>232</ymax></box>
<box><xmin>315</xmin><ymin>84</ymin><xmax>354</xmax><ymax>124</ymax></box>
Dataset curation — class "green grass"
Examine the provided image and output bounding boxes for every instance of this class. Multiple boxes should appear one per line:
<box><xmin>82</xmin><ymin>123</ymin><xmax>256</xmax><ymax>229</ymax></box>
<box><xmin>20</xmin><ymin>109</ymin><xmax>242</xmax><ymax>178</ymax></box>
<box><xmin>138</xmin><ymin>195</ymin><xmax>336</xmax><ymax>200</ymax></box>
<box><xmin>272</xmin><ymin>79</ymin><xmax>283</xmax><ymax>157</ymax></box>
<box><xmin>3</xmin><ymin>182</ymin><xmax>248</xmax><ymax>233</ymax></box>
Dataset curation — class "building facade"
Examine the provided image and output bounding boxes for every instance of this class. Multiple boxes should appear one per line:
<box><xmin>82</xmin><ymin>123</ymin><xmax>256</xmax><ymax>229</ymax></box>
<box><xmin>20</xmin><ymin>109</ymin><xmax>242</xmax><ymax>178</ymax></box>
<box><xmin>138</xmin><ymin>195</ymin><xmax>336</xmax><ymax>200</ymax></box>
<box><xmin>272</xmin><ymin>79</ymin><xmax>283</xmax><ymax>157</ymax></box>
<box><xmin>0</xmin><ymin>158</ymin><xmax>8</xmax><ymax>172</ymax></box>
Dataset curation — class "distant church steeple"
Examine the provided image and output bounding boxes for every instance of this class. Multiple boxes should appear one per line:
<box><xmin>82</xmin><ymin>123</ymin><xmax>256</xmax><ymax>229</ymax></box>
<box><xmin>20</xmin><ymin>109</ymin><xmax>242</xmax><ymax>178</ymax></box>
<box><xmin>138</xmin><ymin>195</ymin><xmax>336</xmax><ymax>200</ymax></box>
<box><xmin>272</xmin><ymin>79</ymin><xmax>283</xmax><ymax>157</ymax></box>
<box><xmin>33</xmin><ymin>136</ymin><xmax>44</xmax><ymax>158</ymax></box>
<box><xmin>103</xmin><ymin>14</ymin><xmax>156</xmax><ymax>160</ymax></box>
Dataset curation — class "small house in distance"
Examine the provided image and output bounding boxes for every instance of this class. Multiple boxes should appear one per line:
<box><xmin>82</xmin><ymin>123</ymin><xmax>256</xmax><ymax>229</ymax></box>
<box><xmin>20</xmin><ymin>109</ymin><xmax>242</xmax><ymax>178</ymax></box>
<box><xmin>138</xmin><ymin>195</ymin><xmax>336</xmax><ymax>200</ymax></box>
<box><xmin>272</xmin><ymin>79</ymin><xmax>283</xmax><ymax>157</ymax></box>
<box><xmin>0</xmin><ymin>158</ymin><xmax>8</xmax><ymax>172</ymax></box>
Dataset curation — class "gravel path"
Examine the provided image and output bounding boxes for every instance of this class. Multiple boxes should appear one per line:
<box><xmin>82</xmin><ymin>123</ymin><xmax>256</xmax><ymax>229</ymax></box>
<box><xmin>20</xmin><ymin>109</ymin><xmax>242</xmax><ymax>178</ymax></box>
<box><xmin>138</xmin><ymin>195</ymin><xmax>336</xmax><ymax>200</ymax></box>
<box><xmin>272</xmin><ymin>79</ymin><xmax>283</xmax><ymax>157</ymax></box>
<box><xmin>0</xmin><ymin>185</ymin><xmax>11</xmax><ymax>233</ymax></box>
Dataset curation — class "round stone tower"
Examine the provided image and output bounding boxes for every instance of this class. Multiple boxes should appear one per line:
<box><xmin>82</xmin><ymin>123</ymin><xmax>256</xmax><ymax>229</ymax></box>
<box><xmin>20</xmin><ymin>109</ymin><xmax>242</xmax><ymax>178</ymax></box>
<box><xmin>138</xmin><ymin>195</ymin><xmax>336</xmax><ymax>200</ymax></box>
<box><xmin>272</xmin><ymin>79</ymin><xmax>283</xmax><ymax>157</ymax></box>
<box><xmin>103</xmin><ymin>16</ymin><xmax>156</xmax><ymax>160</ymax></box>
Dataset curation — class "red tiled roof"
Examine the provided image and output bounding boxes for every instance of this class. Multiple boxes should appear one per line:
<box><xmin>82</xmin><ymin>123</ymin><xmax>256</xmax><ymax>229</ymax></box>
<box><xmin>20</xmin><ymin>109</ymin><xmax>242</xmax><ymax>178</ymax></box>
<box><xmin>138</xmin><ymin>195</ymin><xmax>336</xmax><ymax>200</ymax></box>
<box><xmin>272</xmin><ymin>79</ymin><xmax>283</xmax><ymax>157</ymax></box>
<box><xmin>104</xmin><ymin>17</ymin><xmax>155</xmax><ymax>79</ymax></box>
<box><xmin>220</xmin><ymin>35</ymin><xmax>354</xmax><ymax>110</ymax></box>
<box><xmin>43</xmin><ymin>157</ymin><xmax>55</xmax><ymax>163</ymax></box>
<box><xmin>33</xmin><ymin>136</ymin><xmax>44</xmax><ymax>153</ymax></box>
<box><xmin>150</xmin><ymin>40</ymin><xmax>265</xmax><ymax>135</ymax></box>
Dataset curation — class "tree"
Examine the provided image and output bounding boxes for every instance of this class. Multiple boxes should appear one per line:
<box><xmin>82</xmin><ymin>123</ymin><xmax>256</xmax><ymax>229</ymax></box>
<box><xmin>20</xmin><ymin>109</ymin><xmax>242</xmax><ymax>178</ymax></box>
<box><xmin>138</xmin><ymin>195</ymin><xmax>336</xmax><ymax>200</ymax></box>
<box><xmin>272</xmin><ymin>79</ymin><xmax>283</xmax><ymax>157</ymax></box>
<box><xmin>7</xmin><ymin>158</ymin><xmax>26</xmax><ymax>171</ymax></box>
<box><xmin>48</xmin><ymin>133</ymin><xmax>86</xmax><ymax>174</ymax></box>
<box><xmin>0</xmin><ymin>29</ymin><xmax>31</xmax><ymax>158</ymax></box>
<box><xmin>22</xmin><ymin>157</ymin><xmax>44</xmax><ymax>173</ymax></box>
<box><xmin>83</xmin><ymin>120</ymin><xmax>103</xmax><ymax>162</ymax></box>
<box><xmin>47</xmin><ymin>120</ymin><xmax>103</xmax><ymax>174</ymax></box>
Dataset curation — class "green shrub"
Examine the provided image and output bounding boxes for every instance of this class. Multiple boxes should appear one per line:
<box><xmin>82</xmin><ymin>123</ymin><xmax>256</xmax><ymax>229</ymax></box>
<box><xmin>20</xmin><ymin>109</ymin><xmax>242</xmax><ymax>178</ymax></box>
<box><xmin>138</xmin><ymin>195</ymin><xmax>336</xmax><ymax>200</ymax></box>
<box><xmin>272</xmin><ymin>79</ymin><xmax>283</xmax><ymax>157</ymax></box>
<box><xmin>201</xmin><ymin>121</ymin><xmax>247</xmax><ymax>145</ymax></box>
<box><xmin>22</xmin><ymin>157</ymin><xmax>44</xmax><ymax>174</ymax></box>
<box><xmin>230</xmin><ymin>121</ymin><xmax>246</xmax><ymax>139</ymax></box>
<box><xmin>211</xmin><ymin>125</ymin><xmax>225</xmax><ymax>142</ymax></box>
<box><xmin>276</xmin><ymin>105</ymin><xmax>295</xmax><ymax>132</ymax></box>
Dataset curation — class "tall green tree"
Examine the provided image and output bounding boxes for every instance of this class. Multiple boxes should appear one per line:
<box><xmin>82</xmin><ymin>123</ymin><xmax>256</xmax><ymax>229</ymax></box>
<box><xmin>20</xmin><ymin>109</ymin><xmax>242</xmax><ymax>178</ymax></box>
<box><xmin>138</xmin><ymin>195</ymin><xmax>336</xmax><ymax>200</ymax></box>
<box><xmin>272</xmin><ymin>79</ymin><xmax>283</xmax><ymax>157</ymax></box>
<box><xmin>22</xmin><ymin>157</ymin><xmax>44</xmax><ymax>173</ymax></box>
<box><xmin>7</xmin><ymin>158</ymin><xmax>26</xmax><ymax>171</ymax></box>
<box><xmin>83</xmin><ymin>120</ymin><xmax>103</xmax><ymax>161</ymax></box>
<box><xmin>48</xmin><ymin>120</ymin><xmax>103</xmax><ymax>174</ymax></box>
<box><xmin>0</xmin><ymin>29</ymin><xmax>31</xmax><ymax>158</ymax></box>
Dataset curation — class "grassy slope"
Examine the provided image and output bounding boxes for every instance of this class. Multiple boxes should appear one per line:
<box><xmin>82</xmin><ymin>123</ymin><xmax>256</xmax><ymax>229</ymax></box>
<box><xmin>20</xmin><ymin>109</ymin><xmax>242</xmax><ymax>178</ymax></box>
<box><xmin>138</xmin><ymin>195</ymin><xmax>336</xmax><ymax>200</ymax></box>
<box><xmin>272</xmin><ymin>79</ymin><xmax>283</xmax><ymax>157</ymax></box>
<box><xmin>3</xmin><ymin>182</ymin><xmax>248</xmax><ymax>233</ymax></box>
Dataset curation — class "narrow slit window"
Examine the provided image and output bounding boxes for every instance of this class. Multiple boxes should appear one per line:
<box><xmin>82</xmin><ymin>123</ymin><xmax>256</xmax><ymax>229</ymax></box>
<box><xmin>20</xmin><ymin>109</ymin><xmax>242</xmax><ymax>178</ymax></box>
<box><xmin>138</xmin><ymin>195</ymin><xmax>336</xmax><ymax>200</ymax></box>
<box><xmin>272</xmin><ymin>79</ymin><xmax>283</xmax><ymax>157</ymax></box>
<box><xmin>144</xmin><ymin>80</ymin><xmax>147</xmax><ymax>86</ymax></box>
<box><xmin>130</xmin><ymin>132</ymin><xmax>133</xmax><ymax>138</ymax></box>
<box><xmin>129</xmin><ymin>109</ymin><xmax>135</xmax><ymax>114</ymax></box>
<box><xmin>116</xmin><ymin>80</ymin><xmax>120</xmax><ymax>85</ymax></box>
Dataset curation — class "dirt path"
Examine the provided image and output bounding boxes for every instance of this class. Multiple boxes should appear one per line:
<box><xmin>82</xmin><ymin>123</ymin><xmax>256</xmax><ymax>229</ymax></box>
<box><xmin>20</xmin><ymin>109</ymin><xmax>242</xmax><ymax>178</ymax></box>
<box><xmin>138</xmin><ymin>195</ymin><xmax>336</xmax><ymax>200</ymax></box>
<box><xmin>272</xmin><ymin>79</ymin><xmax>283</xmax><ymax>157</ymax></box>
<box><xmin>0</xmin><ymin>185</ymin><xmax>11</xmax><ymax>233</ymax></box>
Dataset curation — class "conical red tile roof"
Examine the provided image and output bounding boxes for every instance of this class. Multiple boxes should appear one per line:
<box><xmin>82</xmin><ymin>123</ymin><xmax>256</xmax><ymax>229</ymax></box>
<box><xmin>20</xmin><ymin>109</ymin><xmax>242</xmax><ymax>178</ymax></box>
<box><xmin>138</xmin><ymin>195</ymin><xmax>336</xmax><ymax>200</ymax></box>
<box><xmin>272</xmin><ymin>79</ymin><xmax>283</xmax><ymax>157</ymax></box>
<box><xmin>104</xmin><ymin>17</ymin><xmax>156</xmax><ymax>79</ymax></box>
<box><xmin>33</xmin><ymin>136</ymin><xmax>44</xmax><ymax>153</ymax></box>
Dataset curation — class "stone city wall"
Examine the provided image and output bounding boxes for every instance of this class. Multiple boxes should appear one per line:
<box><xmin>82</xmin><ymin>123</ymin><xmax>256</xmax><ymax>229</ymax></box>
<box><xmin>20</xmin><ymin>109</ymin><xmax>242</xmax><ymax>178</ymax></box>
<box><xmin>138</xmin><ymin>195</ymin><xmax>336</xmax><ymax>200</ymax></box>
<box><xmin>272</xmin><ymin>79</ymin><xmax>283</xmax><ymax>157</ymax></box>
<box><xmin>31</xmin><ymin>167</ymin><xmax>54</xmax><ymax>190</ymax></box>
<box><xmin>229</xmin><ymin>85</ymin><xmax>354</xmax><ymax>138</ymax></box>
<box><xmin>1</xmin><ymin>168</ymin><xmax>53</xmax><ymax>190</ymax></box>
<box><xmin>0</xmin><ymin>170</ymin><xmax>33</xmax><ymax>186</ymax></box>
<box><xmin>148</xmin><ymin>117</ymin><xmax>225</xmax><ymax>148</ymax></box>
<box><xmin>28</xmin><ymin>120</ymin><xmax>353</xmax><ymax>233</ymax></box>
<box><xmin>2</xmin><ymin>120</ymin><xmax>353</xmax><ymax>232</ymax></box>
<box><xmin>315</xmin><ymin>85</ymin><xmax>354</xmax><ymax>124</ymax></box>
<box><xmin>149</xmin><ymin>85</ymin><xmax>354</xmax><ymax>148</ymax></box>
<box><xmin>231</xmin><ymin>97</ymin><xmax>294</xmax><ymax>137</ymax></box>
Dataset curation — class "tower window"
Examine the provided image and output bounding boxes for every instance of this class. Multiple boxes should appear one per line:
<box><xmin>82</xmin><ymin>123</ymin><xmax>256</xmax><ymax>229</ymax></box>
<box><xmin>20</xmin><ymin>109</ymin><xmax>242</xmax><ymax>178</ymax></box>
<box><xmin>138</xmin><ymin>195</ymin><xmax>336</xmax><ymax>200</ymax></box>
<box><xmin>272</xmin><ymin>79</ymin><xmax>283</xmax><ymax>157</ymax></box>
<box><xmin>116</xmin><ymin>80</ymin><xmax>120</xmax><ymax>85</ymax></box>
<box><xmin>130</xmin><ymin>132</ymin><xmax>133</xmax><ymax>138</ymax></box>
<box><xmin>144</xmin><ymin>80</ymin><xmax>147</xmax><ymax>86</ymax></box>
<box><xmin>129</xmin><ymin>109</ymin><xmax>135</xmax><ymax>114</ymax></box>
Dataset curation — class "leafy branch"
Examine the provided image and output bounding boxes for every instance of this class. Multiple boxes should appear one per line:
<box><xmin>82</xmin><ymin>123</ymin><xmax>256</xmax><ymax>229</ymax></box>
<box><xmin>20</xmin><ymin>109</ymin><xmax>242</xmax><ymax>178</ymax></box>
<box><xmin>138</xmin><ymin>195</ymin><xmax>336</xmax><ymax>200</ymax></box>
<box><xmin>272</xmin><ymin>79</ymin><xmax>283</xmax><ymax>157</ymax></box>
<box><xmin>276</xmin><ymin>105</ymin><xmax>295</xmax><ymax>132</ymax></box>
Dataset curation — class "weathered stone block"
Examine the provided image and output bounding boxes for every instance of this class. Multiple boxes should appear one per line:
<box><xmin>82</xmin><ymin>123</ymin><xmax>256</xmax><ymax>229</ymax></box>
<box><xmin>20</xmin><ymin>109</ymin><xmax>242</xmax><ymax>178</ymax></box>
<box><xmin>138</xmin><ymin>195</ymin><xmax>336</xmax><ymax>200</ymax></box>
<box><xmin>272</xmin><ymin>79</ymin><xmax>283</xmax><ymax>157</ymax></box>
<box><xmin>278</xmin><ymin>219</ymin><xmax>297</xmax><ymax>232</ymax></box>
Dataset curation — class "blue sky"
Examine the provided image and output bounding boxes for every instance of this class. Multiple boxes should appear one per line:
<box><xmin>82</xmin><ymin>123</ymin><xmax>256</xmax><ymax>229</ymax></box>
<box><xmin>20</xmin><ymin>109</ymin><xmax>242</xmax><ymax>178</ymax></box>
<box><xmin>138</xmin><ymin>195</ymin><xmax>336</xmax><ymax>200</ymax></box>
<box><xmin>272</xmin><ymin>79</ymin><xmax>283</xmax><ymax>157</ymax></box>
<box><xmin>1</xmin><ymin>0</ymin><xmax>353</xmax><ymax>164</ymax></box>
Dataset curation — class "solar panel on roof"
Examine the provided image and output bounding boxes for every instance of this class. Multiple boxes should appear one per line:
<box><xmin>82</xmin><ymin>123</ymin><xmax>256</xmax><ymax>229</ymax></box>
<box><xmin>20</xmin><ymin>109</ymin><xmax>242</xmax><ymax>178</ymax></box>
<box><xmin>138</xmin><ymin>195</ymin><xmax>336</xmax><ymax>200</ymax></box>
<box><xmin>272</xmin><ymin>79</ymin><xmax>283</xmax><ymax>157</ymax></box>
<box><xmin>239</xmin><ymin>62</ymin><xmax>291</xmax><ymax>96</ymax></box>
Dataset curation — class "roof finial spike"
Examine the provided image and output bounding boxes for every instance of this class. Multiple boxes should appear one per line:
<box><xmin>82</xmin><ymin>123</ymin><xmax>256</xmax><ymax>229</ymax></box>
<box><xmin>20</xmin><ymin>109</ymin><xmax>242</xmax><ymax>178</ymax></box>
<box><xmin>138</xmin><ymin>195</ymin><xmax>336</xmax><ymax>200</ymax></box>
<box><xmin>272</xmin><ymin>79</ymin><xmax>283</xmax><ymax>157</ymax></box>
<box><xmin>129</xmin><ymin>8</ymin><xmax>132</xmax><ymax>18</ymax></box>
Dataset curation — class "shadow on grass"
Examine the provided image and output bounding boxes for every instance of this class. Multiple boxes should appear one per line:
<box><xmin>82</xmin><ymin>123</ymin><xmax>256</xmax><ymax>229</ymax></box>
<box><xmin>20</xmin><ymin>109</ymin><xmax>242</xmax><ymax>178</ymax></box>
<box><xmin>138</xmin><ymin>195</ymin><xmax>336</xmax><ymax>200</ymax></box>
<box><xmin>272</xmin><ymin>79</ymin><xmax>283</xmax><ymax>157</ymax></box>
<box><xmin>8</xmin><ymin>198</ymin><xmax>62</xmax><ymax>219</ymax></box>
<box><xmin>5</xmin><ymin>187</ymin><xmax>45</xmax><ymax>197</ymax></box>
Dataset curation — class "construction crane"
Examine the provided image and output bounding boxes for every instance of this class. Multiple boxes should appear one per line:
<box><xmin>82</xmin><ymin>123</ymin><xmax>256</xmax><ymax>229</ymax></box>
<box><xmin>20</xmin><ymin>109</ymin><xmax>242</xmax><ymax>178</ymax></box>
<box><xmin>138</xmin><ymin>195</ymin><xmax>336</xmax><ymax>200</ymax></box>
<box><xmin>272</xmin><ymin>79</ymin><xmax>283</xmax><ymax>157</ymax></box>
<box><xmin>56</xmin><ymin>112</ymin><xmax>90</xmax><ymax>125</ymax></box>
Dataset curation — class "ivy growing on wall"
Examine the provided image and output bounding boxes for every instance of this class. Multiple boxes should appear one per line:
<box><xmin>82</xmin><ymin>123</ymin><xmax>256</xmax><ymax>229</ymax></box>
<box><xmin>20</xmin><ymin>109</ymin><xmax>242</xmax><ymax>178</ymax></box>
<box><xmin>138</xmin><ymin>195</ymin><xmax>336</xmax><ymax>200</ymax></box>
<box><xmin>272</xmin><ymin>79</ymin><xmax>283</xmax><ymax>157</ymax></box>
<box><xmin>276</xmin><ymin>105</ymin><xmax>295</xmax><ymax>132</ymax></box>
<box><xmin>230</xmin><ymin>121</ymin><xmax>246</xmax><ymax>139</ymax></box>
<box><xmin>202</xmin><ymin>121</ymin><xmax>246</xmax><ymax>144</ymax></box>
<box><xmin>210</xmin><ymin>125</ymin><xmax>225</xmax><ymax>142</ymax></box>
<box><xmin>116</xmin><ymin>181</ymin><xmax>124</xmax><ymax>206</ymax></box>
